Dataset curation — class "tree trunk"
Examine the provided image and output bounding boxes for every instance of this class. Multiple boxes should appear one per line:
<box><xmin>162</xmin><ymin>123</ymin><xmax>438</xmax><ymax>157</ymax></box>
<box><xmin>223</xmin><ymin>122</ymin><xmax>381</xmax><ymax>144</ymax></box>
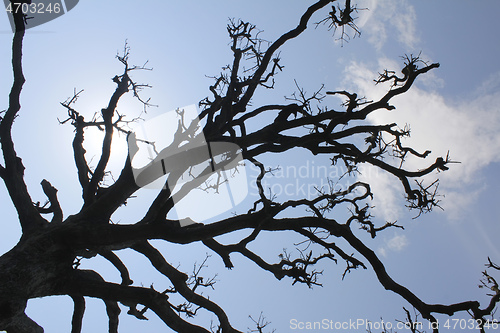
<box><xmin>0</xmin><ymin>226</ymin><xmax>74</xmax><ymax>332</ymax></box>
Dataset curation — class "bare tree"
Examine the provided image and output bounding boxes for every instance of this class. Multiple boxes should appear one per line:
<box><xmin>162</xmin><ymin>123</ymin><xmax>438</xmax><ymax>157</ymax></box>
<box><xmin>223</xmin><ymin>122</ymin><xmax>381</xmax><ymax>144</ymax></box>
<box><xmin>0</xmin><ymin>1</ymin><xmax>499</xmax><ymax>332</ymax></box>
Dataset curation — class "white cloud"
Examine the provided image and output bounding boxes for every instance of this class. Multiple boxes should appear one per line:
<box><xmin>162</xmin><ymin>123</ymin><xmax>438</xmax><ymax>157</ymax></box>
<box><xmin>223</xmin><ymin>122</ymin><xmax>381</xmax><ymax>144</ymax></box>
<box><xmin>342</xmin><ymin>60</ymin><xmax>500</xmax><ymax>221</ymax></box>
<box><xmin>358</xmin><ymin>164</ymin><xmax>402</xmax><ymax>222</ymax></box>
<box><xmin>378</xmin><ymin>233</ymin><xmax>409</xmax><ymax>257</ymax></box>
<box><xmin>355</xmin><ymin>0</ymin><xmax>418</xmax><ymax>51</ymax></box>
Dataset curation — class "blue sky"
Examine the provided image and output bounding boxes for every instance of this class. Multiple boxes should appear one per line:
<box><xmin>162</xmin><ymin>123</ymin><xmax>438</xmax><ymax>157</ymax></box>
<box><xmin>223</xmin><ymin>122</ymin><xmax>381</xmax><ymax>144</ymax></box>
<box><xmin>1</xmin><ymin>1</ymin><xmax>500</xmax><ymax>332</ymax></box>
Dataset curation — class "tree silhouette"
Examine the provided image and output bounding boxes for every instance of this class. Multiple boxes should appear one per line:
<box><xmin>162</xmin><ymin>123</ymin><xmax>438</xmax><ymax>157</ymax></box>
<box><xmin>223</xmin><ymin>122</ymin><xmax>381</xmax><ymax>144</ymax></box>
<box><xmin>1</xmin><ymin>1</ymin><xmax>499</xmax><ymax>332</ymax></box>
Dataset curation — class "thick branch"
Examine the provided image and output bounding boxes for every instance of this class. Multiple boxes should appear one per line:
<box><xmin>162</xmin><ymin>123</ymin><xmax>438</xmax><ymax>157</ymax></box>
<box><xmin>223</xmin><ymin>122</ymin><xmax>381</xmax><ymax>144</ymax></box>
<box><xmin>237</xmin><ymin>0</ymin><xmax>334</xmax><ymax>110</ymax></box>
<box><xmin>70</xmin><ymin>295</ymin><xmax>85</xmax><ymax>333</ymax></box>
<box><xmin>40</xmin><ymin>179</ymin><xmax>63</xmax><ymax>224</ymax></box>
<box><xmin>75</xmin><ymin>155</ymin><xmax>139</xmax><ymax>221</ymax></box>
<box><xmin>0</xmin><ymin>6</ymin><xmax>46</xmax><ymax>233</ymax></box>
<box><xmin>84</xmin><ymin>74</ymin><xmax>129</xmax><ymax>206</ymax></box>
<box><xmin>104</xmin><ymin>299</ymin><xmax>120</xmax><ymax>333</ymax></box>
<box><xmin>0</xmin><ymin>300</ymin><xmax>43</xmax><ymax>333</ymax></box>
<box><xmin>64</xmin><ymin>270</ymin><xmax>214</xmax><ymax>333</ymax></box>
<box><xmin>337</xmin><ymin>224</ymin><xmax>489</xmax><ymax>327</ymax></box>
<box><xmin>98</xmin><ymin>249</ymin><xmax>133</xmax><ymax>286</ymax></box>
<box><xmin>132</xmin><ymin>242</ymin><xmax>240</xmax><ymax>332</ymax></box>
